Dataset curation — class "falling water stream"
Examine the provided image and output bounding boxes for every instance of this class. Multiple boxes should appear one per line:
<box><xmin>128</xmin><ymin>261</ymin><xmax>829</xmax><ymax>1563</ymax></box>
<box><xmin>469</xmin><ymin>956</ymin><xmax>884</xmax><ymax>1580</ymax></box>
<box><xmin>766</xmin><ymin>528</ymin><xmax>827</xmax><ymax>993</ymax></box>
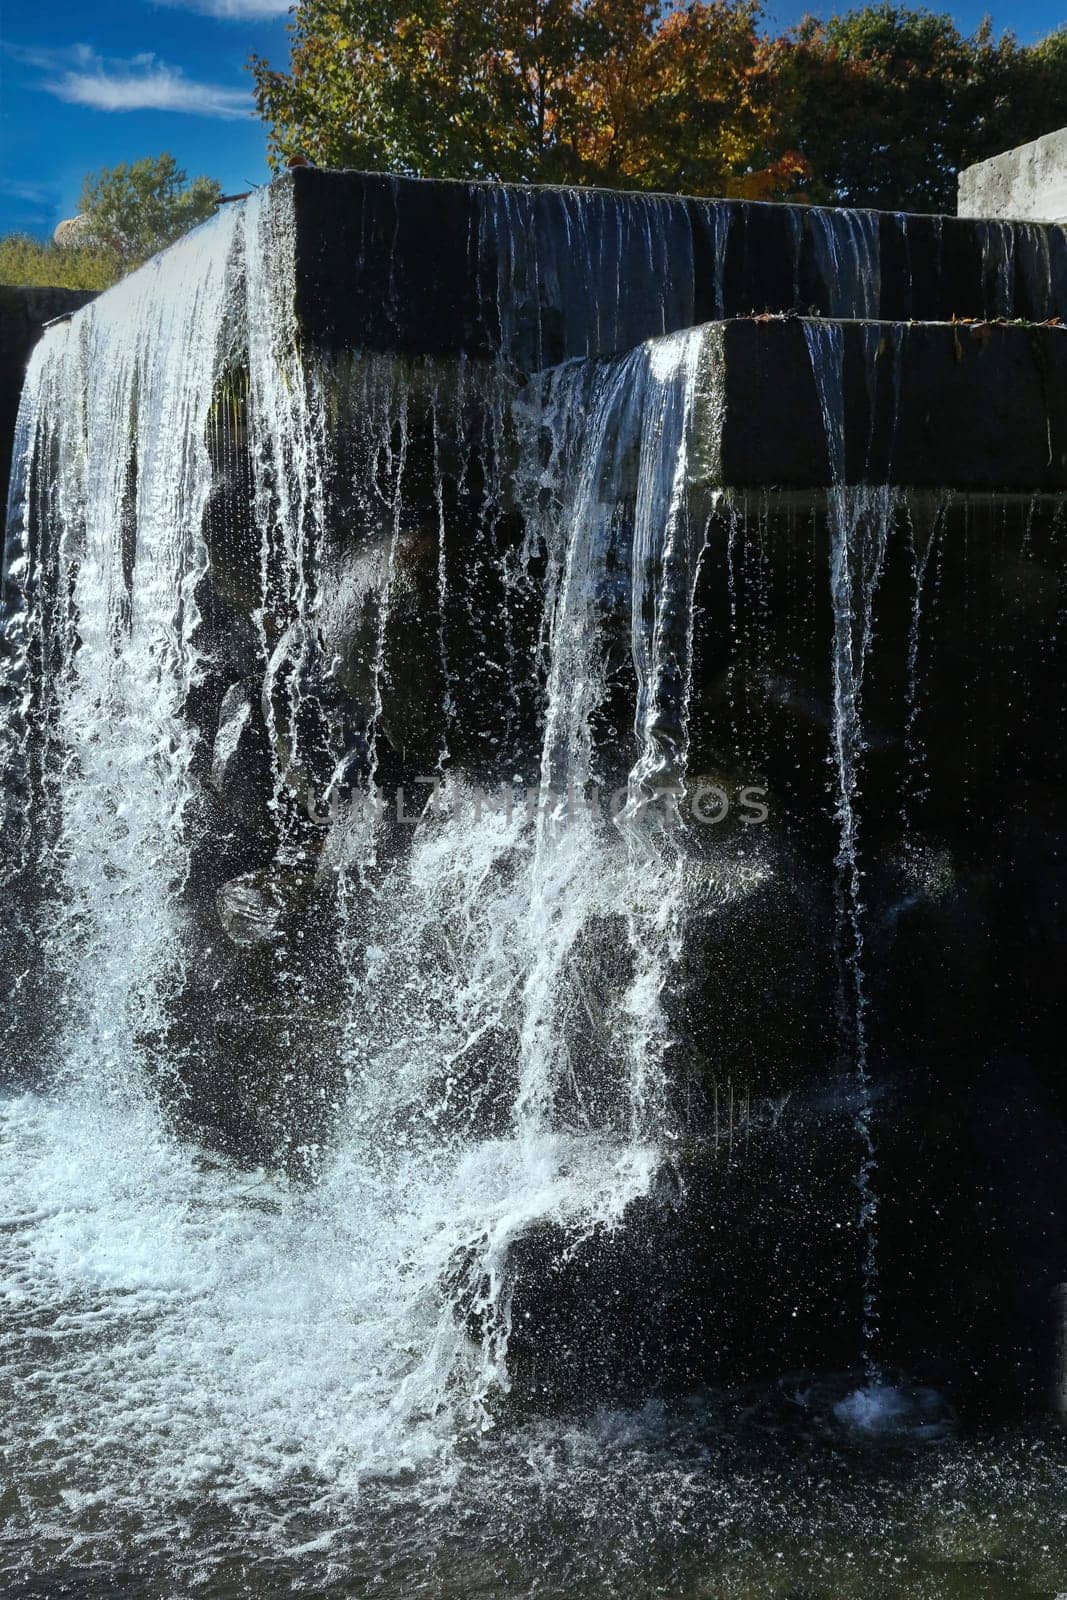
<box><xmin>804</xmin><ymin>322</ymin><xmax>926</xmax><ymax>1430</ymax></box>
<box><xmin>0</xmin><ymin>199</ymin><xmax>715</xmax><ymax>1554</ymax></box>
<box><xmin>1</xmin><ymin>194</ymin><xmax>1065</xmax><ymax>1597</ymax></box>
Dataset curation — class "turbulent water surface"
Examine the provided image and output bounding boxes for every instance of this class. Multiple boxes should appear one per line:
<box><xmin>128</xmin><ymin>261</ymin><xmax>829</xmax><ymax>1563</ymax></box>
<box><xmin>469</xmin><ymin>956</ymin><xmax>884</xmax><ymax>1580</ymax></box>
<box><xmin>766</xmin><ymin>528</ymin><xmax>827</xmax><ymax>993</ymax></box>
<box><xmin>3</xmin><ymin>1087</ymin><xmax>1067</xmax><ymax>1599</ymax></box>
<box><xmin>2</xmin><ymin>1097</ymin><xmax>1066</xmax><ymax>1599</ymax></box>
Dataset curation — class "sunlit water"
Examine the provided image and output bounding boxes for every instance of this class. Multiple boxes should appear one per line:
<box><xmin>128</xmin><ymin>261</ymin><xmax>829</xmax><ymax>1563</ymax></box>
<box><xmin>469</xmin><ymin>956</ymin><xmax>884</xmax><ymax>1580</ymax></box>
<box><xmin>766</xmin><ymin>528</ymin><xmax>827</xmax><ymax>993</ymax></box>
<box><xmin>3</xmin><ymin>193</ymin><xmax>1067</xmax><ymax>1599</ymax></box>
<box><xmin>3</xmin><ymin>1089</ymin><xmax>1066</xmax><ymax>1598</ymax></box>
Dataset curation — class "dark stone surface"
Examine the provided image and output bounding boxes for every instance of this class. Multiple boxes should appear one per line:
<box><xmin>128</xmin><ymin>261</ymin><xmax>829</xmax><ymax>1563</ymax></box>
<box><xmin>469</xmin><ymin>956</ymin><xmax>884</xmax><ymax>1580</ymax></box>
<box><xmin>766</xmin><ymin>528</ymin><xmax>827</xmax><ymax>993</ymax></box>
<box><xmin>0</xmin><ymin>286</ymin><xmax>97</xmax><ymax>516</ymax></box>
<box><xmin>684</xmin><ymin>490</ymin><xmax>1067</xmax><ymax>1412</ymax></box>
<box><xmin>285</xmin><ymin>168</ymin><xmax>1067</xmax><ymax>364</ymax></box>
<box><xmin>719</xmin><ymin>318</ymin><xmax>1067</xmax><ymax>490</ymax></box>
<box><xmin>498</xmin><ymin>1129</ymin><xmax>865</xmax><ymax>1409</ymax></box>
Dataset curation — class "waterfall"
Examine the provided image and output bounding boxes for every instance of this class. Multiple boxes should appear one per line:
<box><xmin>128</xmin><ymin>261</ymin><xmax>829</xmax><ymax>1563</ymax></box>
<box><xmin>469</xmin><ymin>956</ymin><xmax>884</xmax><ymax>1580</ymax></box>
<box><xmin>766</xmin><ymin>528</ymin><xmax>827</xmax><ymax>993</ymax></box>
<box><xmin>0</xmin><ymin>190</ymin><xmax>718</xmax><ymax>1501</ymax></box>
<box><xmin>517</xmin><ymin>327</ymin><xmax>719</xmax><ymax>1138</ymax></box>
<box><xmin>1</xmin><ymin>208</ymin><xmax>240</xmax><ymax>1104</ymax></box>
<box><xmin>903</xmin><ymin>494</ymin><xmax>950</xmax><ymax>835</ymax></box>
<box><xmin>805</xmin><ymin>322</ymin><xmax>896</xmax><ymax>1375</ymax></box>
<box><xmin>978</xmin><ymin>220</ymin><xmax>1016</xmax><ymax>318</ymax></box>
<box><xmin>1017</xmin><ymin>223</ymin><xmax>1053</xmax><ymax>319</ymax></box>
<box><xmin>809</xmin><ymin>208</ymin><xmax>881</xmax><ymax>319</ymax></box>
<box><xmin>477</xmin><ymin>184</ymin><xmax>698</xmax><ymax>365</ymax></box>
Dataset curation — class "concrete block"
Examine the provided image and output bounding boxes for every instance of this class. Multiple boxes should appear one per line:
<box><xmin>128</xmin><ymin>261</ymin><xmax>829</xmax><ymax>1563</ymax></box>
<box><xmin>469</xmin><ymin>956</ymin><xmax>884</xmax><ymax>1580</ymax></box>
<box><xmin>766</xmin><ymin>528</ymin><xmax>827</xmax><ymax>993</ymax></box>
<box><xmin>958</xmin><ymin>128</ymin><xmax>1067</xmax><ymax>223</ymax></box>
<box><xmin>282</xmin><ymin>169</ymin><xmax>1067</xmax><ymax>366</ymax></box>
<box><xmin>717</xmin><ymin>318</ymin><xmax>1067</xmax><ymax>491</ymax></box>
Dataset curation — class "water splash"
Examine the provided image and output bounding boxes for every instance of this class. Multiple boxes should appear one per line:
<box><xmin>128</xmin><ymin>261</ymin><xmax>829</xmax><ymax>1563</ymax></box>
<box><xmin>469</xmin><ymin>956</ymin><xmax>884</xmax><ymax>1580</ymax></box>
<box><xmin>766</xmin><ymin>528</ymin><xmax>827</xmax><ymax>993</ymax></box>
<box><xmin>0</xmin><ymin>190</ymin><xmax>720</xmax><ymax>1502</ymax></box>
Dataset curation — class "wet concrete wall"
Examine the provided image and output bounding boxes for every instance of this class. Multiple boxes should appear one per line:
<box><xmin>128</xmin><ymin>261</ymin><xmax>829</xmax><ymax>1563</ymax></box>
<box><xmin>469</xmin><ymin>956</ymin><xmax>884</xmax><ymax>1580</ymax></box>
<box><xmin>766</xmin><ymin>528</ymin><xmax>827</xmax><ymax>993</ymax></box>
<box><xmin>718</xmin><ymin>318</ymin><xmax>1067</xmax><ymax>490</ymax></box>
<box><xmin>283</xmin><ymin>169</ymin><xmax>1067</xmax><ymax>365</ymax></box>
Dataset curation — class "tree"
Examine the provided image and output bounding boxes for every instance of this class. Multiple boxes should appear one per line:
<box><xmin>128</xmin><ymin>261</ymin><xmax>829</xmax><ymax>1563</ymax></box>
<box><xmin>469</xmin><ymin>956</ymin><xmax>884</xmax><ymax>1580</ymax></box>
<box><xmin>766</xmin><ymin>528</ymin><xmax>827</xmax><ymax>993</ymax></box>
<box><xmin>776</xmin><ymin>7</ymin><xmax>1067</xmax><ymax>214</ymax></box>
<box><xmin>973</xmin><ymin>25</ymin><xmax>1067</xmax><ymax>175</ymax></box>
<box><xmin>250</xmin><ymin>0</ymin><xmax>806</xmax><ymax>199</ymax></box>
<box><xmin>80</xmin><ymin>154</ymin><xmax>222</xmax><ymax>270</ymax></box>
<box><xmin>0</xmin><ymin>234</ymin><xmax>119</xmax><ymax>292</ymax></box>
<box><xmin>249</xmin><ymin>0</ymin><xmax>1067</xmax><ymax>213</ymax></box>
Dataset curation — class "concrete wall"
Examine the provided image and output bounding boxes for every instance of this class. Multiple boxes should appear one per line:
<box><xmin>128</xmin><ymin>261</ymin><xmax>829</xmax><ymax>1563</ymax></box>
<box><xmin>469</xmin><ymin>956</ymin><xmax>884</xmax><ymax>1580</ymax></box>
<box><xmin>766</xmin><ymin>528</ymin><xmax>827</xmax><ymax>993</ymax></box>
<box><xmin>958</xmin><ymin>127</ymin><xmax>1067</xmax><ymax>223</ymax></box>
<box><xmin>1</xmin><ymin>286</ymin><xmax>97</xmax><ymax>517</ymax></box>
<box><xmin>718</xmin><ymin>317</ymin><xmax>1067</xmax><ymax>490</ymax></box>
<box><xmin>284</xmin><ymin>169</ymin><xmax>1067</xmax><ymax>365</ymax></box>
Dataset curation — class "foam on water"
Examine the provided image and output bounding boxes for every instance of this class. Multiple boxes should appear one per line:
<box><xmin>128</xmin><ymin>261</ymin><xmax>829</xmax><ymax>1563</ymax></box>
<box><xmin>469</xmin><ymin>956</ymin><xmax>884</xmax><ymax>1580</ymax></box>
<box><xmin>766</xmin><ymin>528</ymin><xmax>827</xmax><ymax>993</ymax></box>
<box><xmin>0</xmin><ymin>1088</ymin><xmax>658</xmax><ymax>1509</ymax></box>
<box><xmin>832</xmin><ymin>1383</ymin><xmax>950</xmax><ymax>1439</ymax></box>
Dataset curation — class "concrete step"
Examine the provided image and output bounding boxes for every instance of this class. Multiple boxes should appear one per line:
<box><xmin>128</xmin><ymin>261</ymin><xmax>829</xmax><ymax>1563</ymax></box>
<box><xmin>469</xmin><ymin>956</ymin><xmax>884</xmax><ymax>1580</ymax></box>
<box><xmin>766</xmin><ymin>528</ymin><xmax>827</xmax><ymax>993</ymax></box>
<box><xmin>280</xmin><ymin>168</ymin><xmax>1067</xmax><ymax>366</ymax></box>
<box><xmin>707</xmin><ymin>316</ymin><xmax>1067</xmax><ymax>491</ymax></box>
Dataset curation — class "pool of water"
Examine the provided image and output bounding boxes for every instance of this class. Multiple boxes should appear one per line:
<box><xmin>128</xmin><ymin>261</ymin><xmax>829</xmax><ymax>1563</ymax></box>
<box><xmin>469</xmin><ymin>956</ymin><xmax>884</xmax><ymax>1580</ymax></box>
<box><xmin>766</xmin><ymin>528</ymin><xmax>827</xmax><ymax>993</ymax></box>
<box><xmin>3</xmin><ymin>1093</ymin><xmax>1066</xmax><ymax>1600</ymax></box>
<box><xmin>5</xmin><ymin>1389</ymin><xmax>1067</xmax><ymax>1598</ymax></box>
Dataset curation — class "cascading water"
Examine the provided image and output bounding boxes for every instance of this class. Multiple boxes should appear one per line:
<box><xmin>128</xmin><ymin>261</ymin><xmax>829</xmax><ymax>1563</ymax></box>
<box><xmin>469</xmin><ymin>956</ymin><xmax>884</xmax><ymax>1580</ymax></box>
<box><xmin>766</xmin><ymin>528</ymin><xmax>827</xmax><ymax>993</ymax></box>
<box><xmin>477</xmin><ymin>184</ymin><xmax>702</xmax><ymax>366</ymax></box>
<box><xmin>902</xmin><ymin>494</ymin><xmax>950</xmax><ymax>838</ymax></box>
<box><xmin>0</xmin><ymin>190</ymin><xmax>719</xmax><ymax>1540</ymax></box>
<box><xmin>1</xmin><ymin>208</ymin><xmax>239</xmax><ymax>1106</ymax></box>
<box><xmin>978</xmin><ymin>220</ymin><xmax>1017</xmax><ymax>319</ymax></box>
<box><xmin>802</xmin><ymin>322</ymin><xmax>959</xmax><ymax>1442</ymax></box>
<box><xmin>805</xmin><ymin>322</ymin><xmax>896</xmax><ymax>1389</ymax></box>
<box><xmin>4</xmin><ymin>172</ymin><xmax>1067</xmax><ymax>1596</ymax></box>
<box><xmin>517</xmin><ymin>327</ymin><xmax>719</xmax><ymax>1139</ymax></box>
<box><xmin>809</xmin><ymin>208</ymin><xmax>881</xmax><ymax>320</ymax></box>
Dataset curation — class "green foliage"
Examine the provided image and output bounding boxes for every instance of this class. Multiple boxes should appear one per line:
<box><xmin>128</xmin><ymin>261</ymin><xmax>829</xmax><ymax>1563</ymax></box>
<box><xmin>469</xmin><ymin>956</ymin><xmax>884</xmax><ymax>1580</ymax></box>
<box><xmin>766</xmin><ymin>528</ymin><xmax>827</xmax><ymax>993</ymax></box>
<box><xmin>0</xmin><ymin>233</ymin><xmax>120</xmax><ymax>292</ymax></box>
<box><xmin>250</xmin><ymin>0</ymin><xmax>805</xmax><ymax>199</ymax></box>
<box><xmin>779</xmin><ymin>7</ymin><xmax>1067</xmax><ymax>212</ymax></box>
<box><xmin>248</xmin><ymin>0</ymin><xmax>1067</xmax><ymax>212</ymax></box>
<box><xmin>0</xmin><ymin>155</ymin><xmax>223</xmax><ymax>290</ymax></box>
<box><xmin>80</xmin><ymin>153</ymin><xmax>222</xmax><ymax>269</ymax></box>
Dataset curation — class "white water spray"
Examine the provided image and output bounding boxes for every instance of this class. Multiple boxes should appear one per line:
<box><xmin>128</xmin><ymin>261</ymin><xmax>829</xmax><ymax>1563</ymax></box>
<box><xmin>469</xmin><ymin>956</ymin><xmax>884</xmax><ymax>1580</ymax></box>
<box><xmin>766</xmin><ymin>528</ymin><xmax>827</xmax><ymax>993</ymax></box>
<box><xmin>0</xmin><ymin>192</ymin><xmax>717</xmax><ymax>1517</ymax></box>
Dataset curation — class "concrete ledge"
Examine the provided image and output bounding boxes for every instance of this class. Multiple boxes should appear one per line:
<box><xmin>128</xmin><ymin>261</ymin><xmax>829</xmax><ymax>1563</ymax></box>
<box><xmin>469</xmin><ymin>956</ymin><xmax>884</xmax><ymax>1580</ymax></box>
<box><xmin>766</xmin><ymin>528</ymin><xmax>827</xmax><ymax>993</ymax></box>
<box><xmin>959</xmin><ymin>128</ymin><xmax>1067</xmax><ymax>223</ymax></box>
<box><xmin>1</xmin><ymin>286</ymin><xmax>98</xmax><ymax>513</ymax></box>
<box><xmin>716</xmin><ymin>318</ymin><xmax>1067</xmax><ymax>490</ymax></box>
<box><xmin>284</xmin><ymin>169</ymin><xmax>1067</xmax><ymax>366</ymax></box>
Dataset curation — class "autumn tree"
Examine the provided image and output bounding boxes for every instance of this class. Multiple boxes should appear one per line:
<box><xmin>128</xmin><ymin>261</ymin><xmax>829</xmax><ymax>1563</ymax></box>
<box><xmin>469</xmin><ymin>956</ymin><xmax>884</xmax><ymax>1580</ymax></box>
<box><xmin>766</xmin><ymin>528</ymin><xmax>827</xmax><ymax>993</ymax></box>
<box><xmin>250</xmin><ymin>0</ymin><xmax>1067</xmax><ymax>211</ymax></box>
<box><xmin>250</xmin><ymin>0</ymin><xmax>805</xmax><ymax>199</ymax></box>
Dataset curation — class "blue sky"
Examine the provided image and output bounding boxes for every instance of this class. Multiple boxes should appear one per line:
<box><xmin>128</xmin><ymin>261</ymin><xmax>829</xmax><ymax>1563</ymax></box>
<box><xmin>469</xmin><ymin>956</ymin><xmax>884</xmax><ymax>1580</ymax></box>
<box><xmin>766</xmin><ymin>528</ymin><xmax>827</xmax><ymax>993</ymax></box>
<box><xmin>1</xmin><ymin>0</ymin><xmax>1065</xmax><ymax>238</ymax></box>
<box><xmin>1</xmin><ymin>0</ymin><xmax>289</xmax><ymax>236</ymax></box>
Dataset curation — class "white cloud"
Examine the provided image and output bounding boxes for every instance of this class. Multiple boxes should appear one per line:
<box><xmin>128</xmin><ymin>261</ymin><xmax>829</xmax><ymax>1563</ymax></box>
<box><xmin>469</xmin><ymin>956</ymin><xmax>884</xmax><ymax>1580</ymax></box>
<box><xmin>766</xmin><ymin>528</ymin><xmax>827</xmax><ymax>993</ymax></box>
<box><xmin>156</xmin><ymin>0</ymin><xmax>292</xmax><ymax>18</ymax></box>
<box><xmin>13</xmin><ymin>44</ymin><xmax>253</xmax><ymax>120</ymax></box>
<box><xmin>0</xmin><ymin>178</ymin><xmax>58</xmax><ymax>206</ymax></box>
